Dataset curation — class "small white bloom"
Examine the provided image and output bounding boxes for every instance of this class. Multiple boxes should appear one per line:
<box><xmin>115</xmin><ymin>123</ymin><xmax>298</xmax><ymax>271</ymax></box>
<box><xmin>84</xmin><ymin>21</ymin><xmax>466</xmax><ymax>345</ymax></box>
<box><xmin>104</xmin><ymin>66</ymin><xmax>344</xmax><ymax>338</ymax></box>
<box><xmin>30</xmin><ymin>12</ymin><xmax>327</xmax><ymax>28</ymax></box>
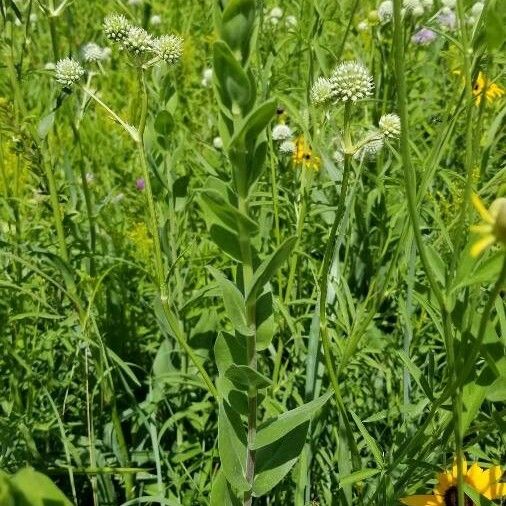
<box><xmin>128</xmin><ymin>0</ymin><xmax>143</xmax><ymax>5</ymax></box>
<box><xmin>286</xmin><ymin>15</ymin><xmax>297</xmax><ymax>27</ymax></box>
<box><xmin>442</xmin><ymin>0</ymin><xmax>456</xmax><ymax>7</ymax></box>
<box><xmin>354</xmin><ymin>134</ymin><xmax>384</xmax><ymax>161</ymax></box>
<box><xmin>30</xmin><ymin>13</ymin><xmax>37</xmax><ymax>23</ymax></box>
<box><xmin>421</xmin><ymin>0</ymin><xmax>433</xmax><ymax>9</ymax></box>
<box><xmin>329</xmin><ymin>61</ymin><xmax>374</xmax><ymax>102</ymax></box>
<box><xmin>412</xmin><ymin>5</ymin><xmax>424</xmax><ymax>16</ymax></box>
<box><xmin>269</xmin><ymin>17</ymin><xmax>280</xmax><ymax>25</ymax></box>
<box><xmin>311</xmin><ymin>77</ymin><xmax>333</xmax><ymax>105</ymax></box>
<box><xmin>379</xmin><ymin>113</ymin><xmax>401</xmax><ymax>139</ymax></box>
<box><xmin>403</xmin><ymin>0</ymin><xmax>421</xmax><ymax>11</ymax></box>
<box><xmin>201</xmin><ymin>67</ymin><xmax>213</xmax><ymax>87</ymax></box>
<box><xmin>269</xmin><ymin>7</ymin><xmax>283</xmax><ymax>19</ymax></box>
<box><xmin>272</xmin><ymin>124</ymin><xmax>293</xmax><ymax>141</ymax></box>
<box><xmin>154</xmin><ymin>34</ymin><xmax>183</xmax><ymax>64</ymax></box>
<box><xmin>213</xmin><ymin>136</ymin><xmax>223</xmax><ymax>149</ymax></box>
<box><xmin>279</xmin><ymin>140</ymin><xmax>296</xmax><ymax>154</ymax></box>
<box><xmin>82</xmin><ymin>42</ymin><xmax>109</xmax><ymax>62</ymax></box>
<box><xmin>378</xmin><ymin>0</ymin><xmax>394</xmax><ymax>22</ymax></box>
<box><xmin>471</xmin><ymin>2</ymin><xmax>483</xmax><ymax>16</ymax></box>
<box><xmin>150</xmin><ymin>14</ymin><xmax>162</xmax><ymax>25</ymax></box>
<box><xmin>103</xmin><ymin>13</ymin><xmax>131</xmax><ymax>43</ymax></box>
<box><xmin>124</xmin><ymin>26</ymin><xmax>154</xmax><ymax>55</ymax></box>
<box><xmin>357</xmin><ymin>20</ymin><xmax>369</xmax><ymax>31</ymax></box>
<box><xmin>55</xmin><ymin>57</ymin><xmax>85</xmax><ymax>88</ymax></box>
<box><xmin>85</xmin><ymin>172</ymin><xmax>95</xmax><ymax>185</ymax></box>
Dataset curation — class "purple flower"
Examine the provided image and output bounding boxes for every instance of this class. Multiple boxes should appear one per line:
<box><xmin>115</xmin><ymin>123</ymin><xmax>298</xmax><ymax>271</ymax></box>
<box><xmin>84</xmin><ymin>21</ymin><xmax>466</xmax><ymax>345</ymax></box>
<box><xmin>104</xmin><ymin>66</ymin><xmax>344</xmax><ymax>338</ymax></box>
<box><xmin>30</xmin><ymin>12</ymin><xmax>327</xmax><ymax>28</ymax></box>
<box><xmin>437</xmin><ymin>9</ymin><xmax>456</xmax><ymax>30</ymax></box>
<box><xmin>411</xmin><ymin>28</ymin><xmax>437</xmax><ymax>45</ymax></box>
<box><xmin>135</xmin><ymin>178</ymin><xmax>145</xmax><ymax>191</ymax></box>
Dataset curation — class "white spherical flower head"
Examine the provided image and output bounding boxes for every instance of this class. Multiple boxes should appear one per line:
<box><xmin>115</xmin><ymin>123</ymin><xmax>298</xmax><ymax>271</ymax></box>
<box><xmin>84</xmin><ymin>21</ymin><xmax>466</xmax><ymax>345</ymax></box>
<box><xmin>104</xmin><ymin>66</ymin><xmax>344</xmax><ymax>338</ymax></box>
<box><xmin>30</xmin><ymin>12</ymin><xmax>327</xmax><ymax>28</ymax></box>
<box><xmin>279</xmin><ymin>140</ymin><xmax>296</xmax><ymax>154</ymax></box>
<box><xmin>103</xmin><ymin>13</ymin><xmax>131</xmax><ymax>43</ymax></box>
<box><xmin>403</xmin><ymin>0</ymin><xmax>421</xmax><ymax>11</ymax></box>
<box><xmin>354</xmin><ymin>135</ymin><xmax>384</xmax><ymax>161</ymax></box>
<box><xmin>124</xmin><ymin>26</ymin><xmax>155</xmax><ymax>56</ymax></box>
<box><xmin>357</xmin><ymin>20</ymin><xmax>369</xmax><ymax>32</ymax></box>
<box><xmin>270</xmin><ymin>7</ymin><xmax>283</xmax><ymax>19</ymax></box>
<box><xmin>471</xmin><ymin>2</ymin><xmax>483</xmax><ymax>16</ymax></box>
<box><xmin>213</xmin><ymin>137</ymin><xmax>223</xmax><ymax>150</ymax></box>
<box><xmin>272</xmin><ymin>124</ymin><xmax>293</xmax><ymax>141</ymax></box>
<box><xmin>154</xmin><ymin>34</ymin><xmax>183</xmax><ymax>64</ymax></box>
<box><xmin>379</xmin><ymin>113</ymin><xmax>401</xmax><ymax>139</ymax></box>
<box><xmin>421</xmin><ymin>0</ymin><xmax>433</xmax><ymax>9</ymax></box>
<box><xmin>442</xmin><ymin>0</ymin><xmax>456</xmax><ymax>7</ymax></box>
<box><xmin>329</xmin><ymin>61</ymin><xmax>374</xmax><ymax>103</ymax></box>
<box><xmin>82</xmin><ymin>42</ymin><xmax>107</xmax><ymax>62</ymax></box>
<box><xmin>311</xmin><ymin>77</ymin><xmax>333</xmax><ymax>105</ymax></box>
<box><xmin>150</xmin><ymin>14</ymin><xmax>162</xmax><ymax>25</ymax></box>
<box><xmin>55</xmin><ymin>57</ymin><xmax>85</xmax><ymax>88</ymax></box>
<box><xmin>412</xmin><ymin>4</ymin><xmax>424</xmax><ymax>16</ymax></box>
<box><xmin>378</xmin><ymin>0</ymin><xmax>394</xmax><ymax>22</ymax></box>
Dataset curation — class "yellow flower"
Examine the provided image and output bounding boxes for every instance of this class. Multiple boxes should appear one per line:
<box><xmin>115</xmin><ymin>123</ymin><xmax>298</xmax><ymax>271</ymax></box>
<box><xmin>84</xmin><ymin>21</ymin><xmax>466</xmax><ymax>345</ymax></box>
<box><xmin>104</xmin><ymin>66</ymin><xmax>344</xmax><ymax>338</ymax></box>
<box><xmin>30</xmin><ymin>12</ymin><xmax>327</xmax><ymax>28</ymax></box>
<box><xmin>292</xmin><ymin>136</ymin><xmax>320</xmax><ymax>171</ymax></box>
<box><xmin>473</xmin><ymin>72</ymin><xmax>504</xmax><ymax>105</ymax></box>
<box><xmin>401</xmin><ymin>459</ymin><xmax>506</xmax><ymax>505</ymax></box>
<box><xmin>470</xmin><ymin>193</ymin><xmax>506</xmax><ymax>257</ymax></box>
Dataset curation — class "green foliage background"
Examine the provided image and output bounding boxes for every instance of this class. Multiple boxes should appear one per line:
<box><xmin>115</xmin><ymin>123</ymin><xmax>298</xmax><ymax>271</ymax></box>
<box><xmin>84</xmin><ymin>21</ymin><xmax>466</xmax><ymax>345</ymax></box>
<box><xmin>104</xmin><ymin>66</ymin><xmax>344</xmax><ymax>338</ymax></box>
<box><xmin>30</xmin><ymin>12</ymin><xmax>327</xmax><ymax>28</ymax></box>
<box><xmin>0</xmin><ymin>0</ymin><xmax>505</xmax><ymax>504</ymax></box>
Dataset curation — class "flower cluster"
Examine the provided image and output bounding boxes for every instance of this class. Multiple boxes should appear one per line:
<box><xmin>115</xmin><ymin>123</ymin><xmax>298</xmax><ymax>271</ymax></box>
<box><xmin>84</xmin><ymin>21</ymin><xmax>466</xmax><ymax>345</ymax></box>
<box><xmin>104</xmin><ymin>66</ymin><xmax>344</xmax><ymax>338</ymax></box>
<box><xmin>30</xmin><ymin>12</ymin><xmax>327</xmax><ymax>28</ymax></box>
<box><xmin>55</xmin><ymin>57</ymin><xmax>85</xmax><ymax>88</ymax></box>
<box><xmin>103</xmin><ymin>13</ymin><xmax>183</xmax><ymax>64</ymax></box>
<box><xmin>312</xmin><ymin>61</ymin><xmax>374</xmax><ymax>105</ymax></box>
<box><xmin>82</xmin><ymin>42</ymin><xmax>111</xmax><ymax>62</ymax></box>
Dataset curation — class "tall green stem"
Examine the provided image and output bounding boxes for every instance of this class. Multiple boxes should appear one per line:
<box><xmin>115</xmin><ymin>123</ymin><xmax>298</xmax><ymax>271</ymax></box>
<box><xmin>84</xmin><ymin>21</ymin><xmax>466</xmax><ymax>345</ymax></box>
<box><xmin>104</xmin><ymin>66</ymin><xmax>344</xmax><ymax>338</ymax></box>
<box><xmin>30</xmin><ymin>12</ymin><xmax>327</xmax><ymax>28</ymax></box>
<box><xmin>318</xmin><ymin>102</ymin><xmax>352</xmax><ymax>402</ymax></box>
<box><xmin>238</xmin><ymin>196</ymin><xmax>257</xmax><ymax>506</ymax></box>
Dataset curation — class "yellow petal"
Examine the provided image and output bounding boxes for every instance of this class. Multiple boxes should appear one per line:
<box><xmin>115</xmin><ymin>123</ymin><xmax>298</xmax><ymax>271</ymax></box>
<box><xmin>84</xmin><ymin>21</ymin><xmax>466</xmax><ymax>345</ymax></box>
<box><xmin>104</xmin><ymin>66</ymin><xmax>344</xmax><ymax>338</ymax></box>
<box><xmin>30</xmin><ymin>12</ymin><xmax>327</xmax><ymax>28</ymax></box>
<box><xmin>471</xmin><ymin>194</ymin><xmax>494</xmax><ymax>224</ymax></box>
<box><xmin>470</xmin><ymin>234</ymin><xmax>496</xmax><ymax>257</ymax></box>
<box><xmin>400</xmin><ymin>495</ymin><xmax>444</xmax><ymax>506</ymax></box>
<box><xmin>435</xmin><ymin>471</ymin><xmax>455</xmax><ymax>495</ymax></box>
<box><xmin>486</xmin><ymin>480</ymin><xmax>506</xmax><ymax>499</ymax></box>
<box><xmin>481</xmin><ymin>465</ymin><xmax>503</xmax><ymax>485</ymax></box>
<box><xmin>470</xmin><ymin>224</ymin><xmax>493</xmax><ymax>234</ymax></box>
<box><xmin>466</xmin><ymin>463</ymin><xmax>487</xmax><ymax>493</ymax></box>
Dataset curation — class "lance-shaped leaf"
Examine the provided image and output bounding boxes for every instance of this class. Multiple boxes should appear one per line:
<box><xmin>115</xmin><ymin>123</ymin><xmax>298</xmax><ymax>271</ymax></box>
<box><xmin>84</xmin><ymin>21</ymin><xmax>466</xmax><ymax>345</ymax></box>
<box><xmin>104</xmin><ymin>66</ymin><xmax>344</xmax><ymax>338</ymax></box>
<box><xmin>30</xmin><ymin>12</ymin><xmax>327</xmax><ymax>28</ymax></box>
<box><xmin>220</xmin><ymin>0</ymin><xmax>256</xmax><ymax>63</ymax></box>
<box><xmin>252</xmin><ymin>391</ymin><xmax>332</xmax><ymax>449</ymax></box>
<box><xmin>209</xmin><ymin>267</ymin><xmax>252</xmax><ymax>336</ymax></box>
<box><xmin>225</xmin><ymin>364</ymin><xmax>272</xmax><ymax>391</ymax></box>
<box><xmin>200</xmin><ymin>189</ymin><xmax>258</xmax><ymax>235</ymax></box>
<box><xmin>213</xmin><ymin>41</ymin><xmax>254</xmax><ymax>114</ymax></box>
<box><xmin>218</xmin><ymin>400</ymin><xmax>250</xmax><ymax>492</ymax></box>
<box><xmin>253</xmin><ymin>422</ymin><xmax>309</xmax><ymax>497</ymax></box>
<box><xmin>246</xmin><ymin>236</ymin><xmax>297</xmax><ymax>304</ymax></box>
<box><xmin>210</xmin><ymin>469</ymin><xmax>242</xmax><ymax>506</ymax></box>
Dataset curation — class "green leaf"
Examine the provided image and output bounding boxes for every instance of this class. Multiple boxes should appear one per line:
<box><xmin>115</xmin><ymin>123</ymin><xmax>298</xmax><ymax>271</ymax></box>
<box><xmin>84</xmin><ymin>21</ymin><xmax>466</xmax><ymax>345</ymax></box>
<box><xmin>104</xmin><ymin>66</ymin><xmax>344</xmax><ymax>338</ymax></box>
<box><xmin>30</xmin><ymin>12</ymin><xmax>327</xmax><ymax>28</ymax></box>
<box><xmin>9</xmin><ymin>468</ymin><xmax>72</xmax><ymax>506</ymax></box>
<box><xmin>220</xmin><ymin>0</ymin><xmax>256</xmax><ymax>63</ymax></box>
<box><xmin>213</xmin><ymin>41</ymin><xmax>254</xmax><ymax>114</ymax></box>
<box><xmin>339</xmin><ymin>469</ymin><xmax>381</xmax><ymax>488</ymax></box>
<box><xmin>200</xmin><ymin>189</ymin><xmax>258</xmax><ymax>235</ymax></box>
<box><xmin>210</xmin><ymin>225</ymin><xmax>243</xmax><ymax>262</ymax></box>
<box><xmin>485</xmin><ymin>0</ymin><xmax>506</xmax><ymax>50</ymax></box>
<box><xmin>154</xmin><ymin>110</ymin><xmax>174</xmax><ymax>136</ymax></box>
<box><xmin>225</xmin><ymin>364</ymin><xmax>272</xmax><ymax>391</ymax></box>
<box><xmin>214</xmin><ymin>332</ymin><xmax>247</xmax><ymax>377</ymax></box>
<box><xmin>210</xmin><ymin>469</ymin><xmax>241</xmax><ymax>506</ymax></box>
<box><xmin>252</xmin><ymin>391</ymin><xmax>332</xmax><ymax>449</ymax></box>
<box><xmin>209</xmin><ymin>267</ymin><xmax>252</xmax><ymax>336</ymax></box>
<box><xmin>349</xmin><ymin>411</ymin><xmax>384</xmax><ymax>467</ymax></box>
<box><xmin>253</xmin><ymin>422</ymin><xmax>309</xmax><ymax>497</ymax></box>
<box><xmin>256</xmin><ymin>291</ymin><xmax>274</xmax><ymax>351</ymax></box>
<box><xmin>218</xmin><ymin>401</ymin><xmax>250</xmax><ymax>492</ymax></box>
<box><xmin>246</xmin><ymin>236</ymin><xmax>297</xmax><ymax>304</ymax></box>
<box><xmin>463</xmin><ymin>484</ymin><xmax>496</xmax><ymax>506</ymax></box>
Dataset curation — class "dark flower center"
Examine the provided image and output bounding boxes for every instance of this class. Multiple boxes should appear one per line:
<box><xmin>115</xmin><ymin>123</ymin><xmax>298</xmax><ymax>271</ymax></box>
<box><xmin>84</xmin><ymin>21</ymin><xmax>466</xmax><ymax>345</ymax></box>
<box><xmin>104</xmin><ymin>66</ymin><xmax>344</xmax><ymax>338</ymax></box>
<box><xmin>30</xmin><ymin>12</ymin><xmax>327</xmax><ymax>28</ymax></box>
<box><xmin>444</xmin><ymin>486</ymin><xmax>474</xmax><ymax>506</ymax></box>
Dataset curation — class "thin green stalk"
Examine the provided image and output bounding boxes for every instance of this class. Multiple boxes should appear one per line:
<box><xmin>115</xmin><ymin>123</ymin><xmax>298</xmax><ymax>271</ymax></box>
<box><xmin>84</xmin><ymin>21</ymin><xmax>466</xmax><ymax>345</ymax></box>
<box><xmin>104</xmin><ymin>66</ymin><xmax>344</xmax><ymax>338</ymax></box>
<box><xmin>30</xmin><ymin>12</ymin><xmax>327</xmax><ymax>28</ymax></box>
<box><xmin>318</xmin><ymin>102</ymin><xmax>352</xmax><ymax>404</ymax></box>
<box><xmin>392</xmin><ymin>4</ymin><xmax>466</xmax><ymax>501</ymax></box>
<box><xmin>136</xmin><ymin>68</ymin><xmax>218</xmax><ymax>398</ymax></box>
<box><xmin>238</xmin><ymin>196</ymin><xmax>257</xmax><ymax>506</ymax></box>
<box><xmin>111</xmin><ymin>402</ymin><xmax>134</xmax><ymax>500</ymax></box>
<box><xmin>285</xmin><ymin>167</ymin><xmax>311</xmax><ymax>302</ymax></box>
<box><xmin>71</xmin><ymin>123</ymin><xmax>96</xmax><ymax>276</ymax></box>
